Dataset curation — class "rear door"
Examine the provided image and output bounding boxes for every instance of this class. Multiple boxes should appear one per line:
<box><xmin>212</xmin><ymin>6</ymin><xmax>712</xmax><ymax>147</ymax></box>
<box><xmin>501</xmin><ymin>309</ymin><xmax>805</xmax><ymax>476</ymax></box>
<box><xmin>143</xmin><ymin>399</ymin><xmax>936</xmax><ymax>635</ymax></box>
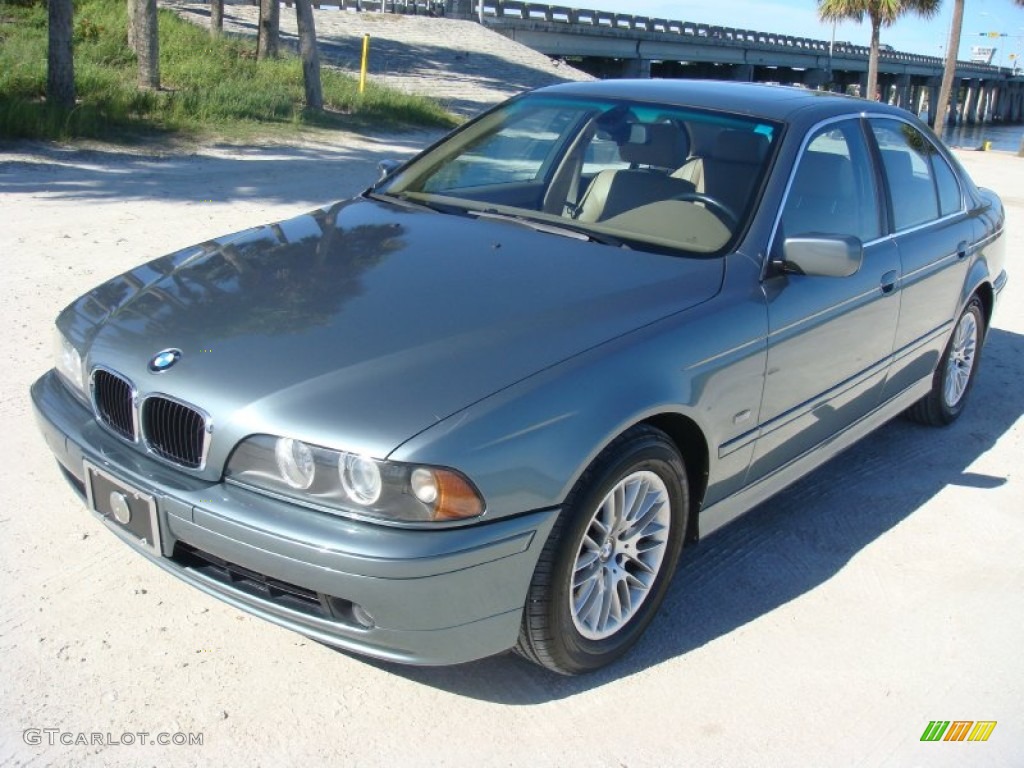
<box><xmin>866</xmin><ymin>118</ymin><xmax>975</xmax><ymax>399</ymax></box>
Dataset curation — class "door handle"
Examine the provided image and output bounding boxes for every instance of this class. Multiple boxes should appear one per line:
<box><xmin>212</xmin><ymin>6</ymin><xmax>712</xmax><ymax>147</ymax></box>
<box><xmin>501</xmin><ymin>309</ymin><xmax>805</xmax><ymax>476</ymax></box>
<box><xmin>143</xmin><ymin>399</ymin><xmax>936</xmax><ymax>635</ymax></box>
<box><xmin>956</xmin><ymin>241</ymin><xmax>969</xmax><ymax>260</ymax></box>
<box><xmin>880</xmin><ymin>270</ymin><xmax>898</xmax><ymax>294</ymax></box>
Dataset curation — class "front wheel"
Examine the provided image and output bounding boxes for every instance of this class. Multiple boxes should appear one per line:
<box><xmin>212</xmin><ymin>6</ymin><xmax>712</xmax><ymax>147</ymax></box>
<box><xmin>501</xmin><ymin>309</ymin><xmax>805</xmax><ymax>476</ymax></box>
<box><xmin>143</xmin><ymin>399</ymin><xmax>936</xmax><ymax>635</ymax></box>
<box><xmin>515</xmin><ymin>425</ymin><xmax>688</xmax><ymax>674</ymax></box>
<box><xmin>906</xmin><ymin>296</ymin><xmax>985</xmax><ymax>426</ymax></box>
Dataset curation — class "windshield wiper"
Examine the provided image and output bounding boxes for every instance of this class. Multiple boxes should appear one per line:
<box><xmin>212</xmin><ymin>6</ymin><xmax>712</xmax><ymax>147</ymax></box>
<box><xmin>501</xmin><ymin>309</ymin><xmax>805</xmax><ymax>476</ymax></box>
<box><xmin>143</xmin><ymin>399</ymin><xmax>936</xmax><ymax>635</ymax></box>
<box><xmin>367</xmin><ymin>191</ymin><xmax>468</xmax><ymax>216</ymax></box>
<box><xmin>468</xmin><ymin>210</ymin><xmax>627</xmax><ymax>247</ymax></box>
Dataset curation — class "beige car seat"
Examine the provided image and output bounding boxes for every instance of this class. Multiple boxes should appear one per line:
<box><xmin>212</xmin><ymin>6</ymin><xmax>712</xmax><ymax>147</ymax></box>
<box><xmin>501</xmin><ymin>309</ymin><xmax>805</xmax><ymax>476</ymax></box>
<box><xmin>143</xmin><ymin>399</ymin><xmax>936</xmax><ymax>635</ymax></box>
<box><xmin>574</xmin><ymin>123</ymin><xmax>696</xmax><ymax>223</ymax></box>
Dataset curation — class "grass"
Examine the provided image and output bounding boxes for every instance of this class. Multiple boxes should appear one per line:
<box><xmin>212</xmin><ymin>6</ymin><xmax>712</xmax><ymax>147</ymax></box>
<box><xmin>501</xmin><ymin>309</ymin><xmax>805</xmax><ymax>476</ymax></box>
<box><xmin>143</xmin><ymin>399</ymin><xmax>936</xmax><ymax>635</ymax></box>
<box><xmin>0</xmin><ymin>0</ymin><xmax>459</xmax><ymax>141</ymax></box>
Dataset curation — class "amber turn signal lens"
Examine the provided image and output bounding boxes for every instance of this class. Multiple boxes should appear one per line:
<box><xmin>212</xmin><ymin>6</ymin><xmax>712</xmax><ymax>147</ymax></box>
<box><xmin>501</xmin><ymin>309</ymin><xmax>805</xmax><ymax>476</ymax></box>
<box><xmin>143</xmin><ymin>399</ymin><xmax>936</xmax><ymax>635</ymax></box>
<box><xmin>432</xmin><ymin>469</ymin><xmax>484</xmax><ymax>521</ymax></box>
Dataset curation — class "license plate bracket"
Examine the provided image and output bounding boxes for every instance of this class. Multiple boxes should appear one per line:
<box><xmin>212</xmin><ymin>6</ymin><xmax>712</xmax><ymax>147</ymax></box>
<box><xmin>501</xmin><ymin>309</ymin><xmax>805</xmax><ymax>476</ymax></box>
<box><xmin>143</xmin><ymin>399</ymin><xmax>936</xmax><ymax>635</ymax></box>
<box><xmin>84</xmin><ymin>462</ymin><xmax>162</xmax><ymax>556</ymax></box>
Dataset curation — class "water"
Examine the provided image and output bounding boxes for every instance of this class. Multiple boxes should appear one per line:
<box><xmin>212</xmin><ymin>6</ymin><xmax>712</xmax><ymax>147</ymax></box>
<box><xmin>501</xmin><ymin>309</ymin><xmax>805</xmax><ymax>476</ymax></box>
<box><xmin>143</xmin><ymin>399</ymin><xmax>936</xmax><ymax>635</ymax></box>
<box><xmin>939</xmin><ymin>122</ymin><xmax>1023</xmax><ymax>152</ymax></box>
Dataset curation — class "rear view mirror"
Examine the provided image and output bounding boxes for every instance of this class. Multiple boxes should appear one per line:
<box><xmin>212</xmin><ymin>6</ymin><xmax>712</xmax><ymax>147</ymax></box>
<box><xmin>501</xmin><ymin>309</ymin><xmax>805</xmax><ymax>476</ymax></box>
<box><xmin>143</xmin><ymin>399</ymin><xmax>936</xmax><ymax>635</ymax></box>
<box><xmin>780</xmin><ymin>235</ymin><xmax>863</xmax><ymax>278</ymax></box>
<box><xmin>378</xmin><ymin>159</ymin><xmax>400</xmax><ymax>181</ymax></box>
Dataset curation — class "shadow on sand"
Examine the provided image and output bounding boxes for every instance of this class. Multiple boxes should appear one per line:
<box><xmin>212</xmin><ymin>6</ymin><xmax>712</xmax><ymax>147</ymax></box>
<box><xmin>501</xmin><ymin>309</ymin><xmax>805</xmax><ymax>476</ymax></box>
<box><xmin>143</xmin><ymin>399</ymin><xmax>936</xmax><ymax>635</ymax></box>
<box><xmin>0</xmin><ymin>134</ymin><xmax>439</xmax><ymax>206</ymax></box>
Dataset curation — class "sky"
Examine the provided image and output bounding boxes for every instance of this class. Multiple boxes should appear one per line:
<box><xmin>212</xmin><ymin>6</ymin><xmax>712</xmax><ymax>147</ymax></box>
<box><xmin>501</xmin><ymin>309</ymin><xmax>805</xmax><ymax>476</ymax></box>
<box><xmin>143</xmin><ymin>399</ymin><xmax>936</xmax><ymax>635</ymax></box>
<box><xmin>554</xmin><ymin>0</ymin><xmax>1024</xmax><ymax>65</ymax></box>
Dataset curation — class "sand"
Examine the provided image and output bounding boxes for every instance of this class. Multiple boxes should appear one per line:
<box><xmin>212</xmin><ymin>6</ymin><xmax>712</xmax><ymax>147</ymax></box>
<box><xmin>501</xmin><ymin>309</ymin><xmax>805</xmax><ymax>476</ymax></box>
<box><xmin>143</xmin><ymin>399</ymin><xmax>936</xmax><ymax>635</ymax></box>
<box><xmin>1</xmin><ymin>135</ymin><xmax>1021</xmax><ymax>766</ymax></box>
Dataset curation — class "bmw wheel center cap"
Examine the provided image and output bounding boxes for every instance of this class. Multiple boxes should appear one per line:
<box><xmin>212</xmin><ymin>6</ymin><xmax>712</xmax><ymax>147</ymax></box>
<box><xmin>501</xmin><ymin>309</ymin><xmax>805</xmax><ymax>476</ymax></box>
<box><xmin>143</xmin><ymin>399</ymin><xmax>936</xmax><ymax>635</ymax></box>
<box><xmin>148</xmin><ymin>348</ymin><xmax>182</xmax><ymax>373</ymax></box>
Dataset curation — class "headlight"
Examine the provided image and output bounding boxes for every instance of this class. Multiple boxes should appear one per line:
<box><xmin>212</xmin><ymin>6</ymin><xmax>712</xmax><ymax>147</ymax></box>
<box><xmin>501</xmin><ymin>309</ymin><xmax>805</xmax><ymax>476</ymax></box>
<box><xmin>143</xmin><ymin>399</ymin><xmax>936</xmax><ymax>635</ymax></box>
<box><xmin>225</xmin><ymin>435</ymin><xmax>484</xmax><ymax>524</ymax></box>
<box><xmin>274</xmin><ymin>438</ymin><xmax>316</xmax><ymax>490</ymax></box>
<box><xmin>339</xmin><ymin>454</ymin><xmax>382</xmax><ymax>505</ymax></box>
<box><xmin>54</xmin><ymin>327</ymin><xmax>86</xmax><ymax>397</ymax></box>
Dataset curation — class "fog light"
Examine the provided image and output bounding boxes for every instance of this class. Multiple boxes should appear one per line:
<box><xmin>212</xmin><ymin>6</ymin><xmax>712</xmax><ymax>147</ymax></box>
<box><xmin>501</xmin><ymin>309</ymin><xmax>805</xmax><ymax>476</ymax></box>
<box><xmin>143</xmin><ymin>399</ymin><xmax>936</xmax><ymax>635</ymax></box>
<box><xmin>340</xmin><ymin>454</ymin><xmax>382</xmax><ymax>505</ymax></box>
<box><xmin>274</xmin><ymin>438</ymin><xmax>315</xmax><ymax>489</ymax></box>
<box><xmin>351</xmin><ymin>603</ymin><xmax>375</xmax><ymax>629</ymax></box>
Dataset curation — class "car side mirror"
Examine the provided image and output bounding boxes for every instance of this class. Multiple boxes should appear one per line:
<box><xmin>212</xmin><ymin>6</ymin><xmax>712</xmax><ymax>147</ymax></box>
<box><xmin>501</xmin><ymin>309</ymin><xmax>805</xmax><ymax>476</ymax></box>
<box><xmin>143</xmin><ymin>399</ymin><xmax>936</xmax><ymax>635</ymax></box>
<box><xmin>779</xmin><ymin>235</ymin><xmax>863</xmax><ymax>278</ymax></box>
<box><xmin>378</xmin><ymin>159</ymin><xmax>401</xmax><ymax>181</ymax></box>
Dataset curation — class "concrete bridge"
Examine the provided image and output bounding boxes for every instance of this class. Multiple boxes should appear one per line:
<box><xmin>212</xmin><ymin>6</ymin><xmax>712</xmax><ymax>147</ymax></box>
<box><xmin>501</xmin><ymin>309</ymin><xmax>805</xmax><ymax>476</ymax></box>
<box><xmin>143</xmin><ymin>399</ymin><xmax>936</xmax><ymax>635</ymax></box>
<box><xmin>282</xmin><ymin>0</ymin><xmax>1024</xmax><ymax>123</ymax></box>
<box><xmin>397</xmin><ymin>0</ymin><xmax>1022</xmax><ymax>124</ymax></box>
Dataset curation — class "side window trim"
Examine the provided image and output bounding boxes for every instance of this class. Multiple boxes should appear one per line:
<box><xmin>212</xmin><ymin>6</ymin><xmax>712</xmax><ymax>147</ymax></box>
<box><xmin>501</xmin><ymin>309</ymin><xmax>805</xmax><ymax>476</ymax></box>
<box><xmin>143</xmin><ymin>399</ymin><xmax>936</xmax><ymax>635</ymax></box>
<box><xmin>859</xmin><ymin>116</ymin><xmax>893</xmax><ymax>237</ymax></box>
<box><xmin>767</xmin><ymin>115</ymin><xmax>850</xmax><ymax>274</ymax></box>
<box><xmin>765</xmin><ymin>114</ymin><xmax>884</xmax><ymax>273</ymax></box>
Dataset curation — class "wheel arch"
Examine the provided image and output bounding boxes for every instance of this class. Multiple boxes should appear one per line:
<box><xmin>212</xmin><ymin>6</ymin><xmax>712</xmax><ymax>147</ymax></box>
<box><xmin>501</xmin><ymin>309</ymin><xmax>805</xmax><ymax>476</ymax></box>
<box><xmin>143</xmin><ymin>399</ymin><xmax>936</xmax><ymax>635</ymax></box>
<box><xmin>962</xmin><ymin>252</ymin><xmax>996</xmax><ymax>339</ymax></box>
<box><xmin>973</xmin><ymin>280</ymin><xmax>994</xmax><ymax>337</ymax></box>
<box><xmin>641</xmin><ymin>412</ymin><xmax>709</xmax><ymax>544</ymax></box>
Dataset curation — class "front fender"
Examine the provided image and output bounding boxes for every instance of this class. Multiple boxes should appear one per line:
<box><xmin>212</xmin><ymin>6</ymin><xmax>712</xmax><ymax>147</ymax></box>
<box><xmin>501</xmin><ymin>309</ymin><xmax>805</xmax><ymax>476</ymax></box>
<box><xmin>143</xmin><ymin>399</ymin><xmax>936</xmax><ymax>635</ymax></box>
<box><xmin>389</xmin><ymin>292</ymin><xmax>768</xmax><ymax>521</ymax></box>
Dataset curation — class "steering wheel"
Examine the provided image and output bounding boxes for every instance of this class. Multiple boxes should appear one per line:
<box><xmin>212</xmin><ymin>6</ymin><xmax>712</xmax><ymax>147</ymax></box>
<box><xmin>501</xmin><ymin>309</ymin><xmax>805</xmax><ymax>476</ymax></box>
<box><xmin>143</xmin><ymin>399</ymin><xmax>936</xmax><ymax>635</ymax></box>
<box><xmin>670</xmin><ymin>192</ymin><xmax>739</xmax><ymax>229</ymax></box>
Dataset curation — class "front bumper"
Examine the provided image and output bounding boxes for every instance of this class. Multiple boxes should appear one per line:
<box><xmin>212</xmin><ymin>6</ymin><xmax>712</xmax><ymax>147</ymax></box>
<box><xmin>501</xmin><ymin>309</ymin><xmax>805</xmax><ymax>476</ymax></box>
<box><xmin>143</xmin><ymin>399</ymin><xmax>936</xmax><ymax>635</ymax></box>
<box><xmin>31</xmin><ymin>370</ymin><xmax>559</xmax><ymax>665</ymax></box>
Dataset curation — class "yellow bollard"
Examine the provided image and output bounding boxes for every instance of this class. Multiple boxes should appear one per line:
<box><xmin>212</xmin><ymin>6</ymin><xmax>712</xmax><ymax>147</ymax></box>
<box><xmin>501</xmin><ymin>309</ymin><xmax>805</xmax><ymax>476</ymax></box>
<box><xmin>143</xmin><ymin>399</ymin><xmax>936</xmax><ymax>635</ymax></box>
<box><xmin>983</xmin><ymin>140</ymin><xmax>992</xmax><ymax>151</ymax></box>
<box><xmin>359</xmin><ymin>34</ymin><xmax>370</xmax><ymax>95</ymax></box>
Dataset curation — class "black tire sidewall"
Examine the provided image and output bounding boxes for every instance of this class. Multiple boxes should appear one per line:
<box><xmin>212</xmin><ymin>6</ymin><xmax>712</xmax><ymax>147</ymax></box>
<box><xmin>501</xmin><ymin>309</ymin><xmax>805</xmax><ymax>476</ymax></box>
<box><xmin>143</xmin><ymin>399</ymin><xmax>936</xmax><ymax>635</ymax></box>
<box><xmin>546</xmin><ymin>432</ymin><xmax>688</xmax><ymax>672</ymax></box>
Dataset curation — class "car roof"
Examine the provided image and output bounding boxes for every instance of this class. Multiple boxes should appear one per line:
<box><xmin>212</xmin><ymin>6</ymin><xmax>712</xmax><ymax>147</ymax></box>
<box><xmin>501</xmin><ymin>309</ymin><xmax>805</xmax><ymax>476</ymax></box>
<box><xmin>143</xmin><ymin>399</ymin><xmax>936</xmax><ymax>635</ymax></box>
<box><xmin>533</xmin><ymin>79</ymin><xmax>910</xmax><ymax>124</ymax></box>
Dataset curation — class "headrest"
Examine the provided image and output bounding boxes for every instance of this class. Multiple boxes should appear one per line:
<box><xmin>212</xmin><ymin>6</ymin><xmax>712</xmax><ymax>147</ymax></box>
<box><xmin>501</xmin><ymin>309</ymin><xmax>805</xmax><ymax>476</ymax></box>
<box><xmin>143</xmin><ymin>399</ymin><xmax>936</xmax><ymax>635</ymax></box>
<box><xmin>793</xmin><ymin>151</ymin><xmax>854</xmax><ymax>196</ymax></box>
<box><xmin>879</xmin><ymin>148</ymin><xmax>913</xmax><ymax>182</ymax></box>
<box><xmin>619</xmin><ymin>123</ymin><xmax>690</xmax><ymax>169</ymax></box>
<box><xmin>712</xmin><ymin>130</ymin><xmax>769</xmax><ymax>164</ymax></box>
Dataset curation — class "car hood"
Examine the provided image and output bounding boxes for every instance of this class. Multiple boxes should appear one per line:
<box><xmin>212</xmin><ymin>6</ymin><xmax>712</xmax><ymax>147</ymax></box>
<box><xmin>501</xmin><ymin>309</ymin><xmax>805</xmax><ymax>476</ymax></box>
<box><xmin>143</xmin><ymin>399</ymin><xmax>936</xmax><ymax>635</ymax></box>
<box><xmin>66</xmin><ymin>197</ymin><xmax>723</xmax><ymax>464</ymax></box>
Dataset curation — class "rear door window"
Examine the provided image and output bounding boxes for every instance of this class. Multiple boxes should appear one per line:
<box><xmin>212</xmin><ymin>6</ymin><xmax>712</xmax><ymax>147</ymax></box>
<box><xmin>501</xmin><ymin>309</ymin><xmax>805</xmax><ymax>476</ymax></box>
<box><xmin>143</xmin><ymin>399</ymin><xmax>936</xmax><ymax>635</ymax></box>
<box><xmin>869</xmin><ymin>120</ymin><xmax>958</xmax><ymax>231</ymax></box>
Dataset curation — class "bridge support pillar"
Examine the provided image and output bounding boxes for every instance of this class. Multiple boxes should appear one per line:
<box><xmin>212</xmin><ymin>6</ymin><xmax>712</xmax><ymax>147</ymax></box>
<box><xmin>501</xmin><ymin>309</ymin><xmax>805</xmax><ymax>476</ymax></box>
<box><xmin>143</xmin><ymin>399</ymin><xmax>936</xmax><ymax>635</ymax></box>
<box><xmin>802</xmin><ymin>68</ymin><xmax>829</xmax><ymax>89</ymax></box>
<box><xmin>977</xmin><ymin>81</ymin><xmax>991</xmax><ymax>123</ymax></box>
<box><xmin>912</xmin><ymin>82</ymin><xmax>927</xmax><ymax>118</ymax></box>
<box><xmin>961</xmin><ymin>79</ymin><xmax>978</xmax><ymax>124</ymax></box>
<box><xmin>445</xmin><ymin>0</ymin><xmax>474</xmax><ymax>17</ymax></box>
<box><xmin>983</xmin><ymin>83</ymin><xmax>997</xmax><ymax>122</ymax></box>
<box><xmin>993</xmin><ymin>85</ymin><xmax>1008</xmax><ymax>121</ymax></box>
<box><xmin>837</xmin><ymin>70</ymin><xmax>859</xmax><ymax>96</ymax></box>
<box><xmin>895</xmin><ymin>75</ymin><xmax>911</xmax><ymax>110</ymax></box>
<box><xmin>621</xmin><ymin>58</ymin><xmax>651</xmax><ymax>78</ymax></box>
<box><xmin>731</xmin><ymin>64</ymin><xmax>753</xmax><ymax>82</ymax></box>
<box><xmin>858</xmin><ymin>72</ymin><xmax>868</xmax><ymax>100</ymax></box>
<box><xmin>883</xmin><ymin>74</ymin><xmax>898</xmax><ymax>105</ymax></box>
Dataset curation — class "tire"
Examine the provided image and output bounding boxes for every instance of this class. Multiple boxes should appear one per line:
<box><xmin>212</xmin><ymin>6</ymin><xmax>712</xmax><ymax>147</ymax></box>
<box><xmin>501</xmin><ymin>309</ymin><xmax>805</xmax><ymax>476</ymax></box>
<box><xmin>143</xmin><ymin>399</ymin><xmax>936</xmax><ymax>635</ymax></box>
<box><xmin>906</xmin><ymin>296</ymin><xmax>985</xmax><ymax>427</ymax></box>
<box><xmin>515</xmin><ymin>425</ymin><xmax>689</xmax><ymax>675</ymax></box>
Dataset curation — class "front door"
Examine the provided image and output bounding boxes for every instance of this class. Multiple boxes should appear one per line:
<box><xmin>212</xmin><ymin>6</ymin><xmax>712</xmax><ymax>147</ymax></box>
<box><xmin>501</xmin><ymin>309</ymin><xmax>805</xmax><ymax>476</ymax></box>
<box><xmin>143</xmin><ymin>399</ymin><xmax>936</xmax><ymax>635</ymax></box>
<box><xmin>749</xmin><ymin>117</ymin><xmax>901</xmax><ymax>481</ymax></box>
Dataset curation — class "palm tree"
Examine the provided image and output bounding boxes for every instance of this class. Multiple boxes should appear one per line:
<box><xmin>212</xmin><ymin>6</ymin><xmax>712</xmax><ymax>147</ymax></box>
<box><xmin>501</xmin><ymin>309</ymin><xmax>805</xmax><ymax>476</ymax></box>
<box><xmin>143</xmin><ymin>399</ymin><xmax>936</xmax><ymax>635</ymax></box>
<box><xmin>258</xmin><ymin>0</ymin><xmax>280</xmax><ymax>60</ymax></box>
<box><xmin>932</xmin><ymin>0</ymin><xmax>1024</xmax><ymax>132</ymax></box>
<box><xmin>294</xmin><ymin>0</ymin><xmax>323</xmax><ymax>110</ymax></box>
<box><xmin>819</xmin><ymin>0</ymin><xmax>941</xmax><ymax>102</ymax></box>
<box><xmin>47</xmin><ymin>0</ymin><xmax>75</xmax><ymax>109</ymax></box>
<box><xmin>136</xmin><ymin>0</ymin><xmax>160</xmax><ymax>89</ymax></box>
<box><xmin>211</xmin><ymin>0</ymin><xmax>224</xmax><ymax>38</ymax></box>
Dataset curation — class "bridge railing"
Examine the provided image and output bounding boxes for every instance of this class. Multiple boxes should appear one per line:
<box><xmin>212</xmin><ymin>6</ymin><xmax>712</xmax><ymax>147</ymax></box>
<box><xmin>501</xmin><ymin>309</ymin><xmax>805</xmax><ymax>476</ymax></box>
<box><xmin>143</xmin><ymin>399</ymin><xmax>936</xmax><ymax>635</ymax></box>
<box><xmin>332</xmin><ymin>0</ymin><xmax>446</xmax><ymax>14</ymax></box>
<box><xmin>479</xmin><ymin>0</ymin><xmax>1000</xmax><ymax>73</ymax></box>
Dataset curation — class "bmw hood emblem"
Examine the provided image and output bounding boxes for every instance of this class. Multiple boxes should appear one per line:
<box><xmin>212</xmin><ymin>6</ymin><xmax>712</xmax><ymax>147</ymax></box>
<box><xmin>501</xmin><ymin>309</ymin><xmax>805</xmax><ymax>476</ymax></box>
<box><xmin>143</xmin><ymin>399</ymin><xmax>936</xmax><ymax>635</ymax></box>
<box><xmin>148</xmin><ymin>348</ymin><xmax>182</xmax><ymax>373</ymax></box>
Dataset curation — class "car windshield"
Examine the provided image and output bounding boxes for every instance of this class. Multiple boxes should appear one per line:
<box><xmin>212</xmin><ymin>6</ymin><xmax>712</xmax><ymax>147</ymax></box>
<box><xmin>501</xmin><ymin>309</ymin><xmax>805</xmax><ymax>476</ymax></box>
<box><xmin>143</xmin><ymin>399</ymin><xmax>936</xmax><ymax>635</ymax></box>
<box><xmin>375</xmin><ymin>94</ymin><xmax>780</xmax><ymax>255</ymax></box>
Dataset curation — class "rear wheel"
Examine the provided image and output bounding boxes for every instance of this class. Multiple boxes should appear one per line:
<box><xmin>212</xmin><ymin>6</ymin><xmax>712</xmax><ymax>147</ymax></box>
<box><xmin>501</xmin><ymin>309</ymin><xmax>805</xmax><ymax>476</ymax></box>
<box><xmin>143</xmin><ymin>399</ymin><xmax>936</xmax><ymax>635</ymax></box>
<box><xmin>515</xmin><ymin>425</ymin><xmax>688</xmax><ymax>675</ymax></box>
<box><xmin>906</xmin><ymin>296</ymin><xmax>985</xmax><ymax>426</ymax></box>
